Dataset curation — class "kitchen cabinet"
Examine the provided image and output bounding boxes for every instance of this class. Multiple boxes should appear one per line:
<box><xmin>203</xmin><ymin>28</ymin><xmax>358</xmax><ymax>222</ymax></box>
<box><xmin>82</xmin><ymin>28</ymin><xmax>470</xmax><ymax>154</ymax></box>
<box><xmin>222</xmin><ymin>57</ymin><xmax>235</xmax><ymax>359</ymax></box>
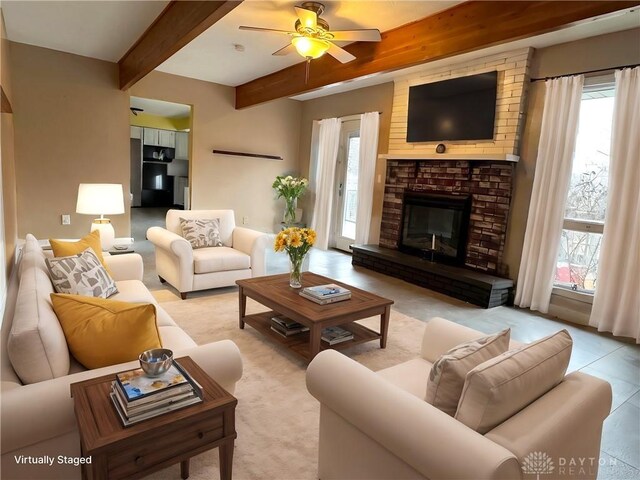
<box><xmin>143</xmin><ymin>128</ymin><xmax>160</xmax><ymax>146</ymax></box>
<box><xmin>175</xmin><ymin>131</ymin><xmax>189</xmax><ymax>160</ymax></box>
<box><xmin>130</xmin><ymin>126</ymin><xmax>142</xmax><ymax>139</ymax></box>
<box><xmin>143</xmin><ymin>128</ymin><xmax>175</xmax><ymax>148</ymax></box>
<box><xmin>158</xmin><ymin>130</ymin><xmax>176</xmax><ymax>148</ymax></box>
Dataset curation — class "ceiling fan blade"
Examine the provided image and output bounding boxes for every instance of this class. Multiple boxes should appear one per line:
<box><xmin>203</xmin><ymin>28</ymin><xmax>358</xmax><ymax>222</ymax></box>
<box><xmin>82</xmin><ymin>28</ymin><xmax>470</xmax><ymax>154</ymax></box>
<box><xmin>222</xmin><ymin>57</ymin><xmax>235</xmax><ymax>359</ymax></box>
<box><xmin>329</xmin><ymin>29</ymin><xmax>382</xmax><ymax>42</ymax></box>
<box><xmin>272</xmin><ymin>43</ymin><xmax>297</xmax><ymax>56</ymax></box>
<box><xmin>326</xmin><ymin>42</ymin><xmax>356</xmax><ymax>64</ymax></box>
<box><xmin>239</xmin><ymin>26</ymin><xmax>294</xmax><ymax>35</ymax></box>
<box><xmin>295</xmin><ymin>6</ymin><xmax>317</xmax><ymax>30</ymax></box>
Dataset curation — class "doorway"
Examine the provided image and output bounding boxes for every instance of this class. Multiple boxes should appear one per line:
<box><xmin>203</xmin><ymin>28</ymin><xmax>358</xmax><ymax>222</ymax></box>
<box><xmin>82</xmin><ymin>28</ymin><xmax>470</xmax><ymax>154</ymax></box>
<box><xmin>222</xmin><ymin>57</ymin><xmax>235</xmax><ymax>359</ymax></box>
<box><xmin>129</xmin><ymin>97</ymin><xmax>192</xmax><ymax>286</ymax></box>
<box><xmin>332</xmin><ymin>119</ymin><xmax>361</xmax><ymax>253</ymax></box>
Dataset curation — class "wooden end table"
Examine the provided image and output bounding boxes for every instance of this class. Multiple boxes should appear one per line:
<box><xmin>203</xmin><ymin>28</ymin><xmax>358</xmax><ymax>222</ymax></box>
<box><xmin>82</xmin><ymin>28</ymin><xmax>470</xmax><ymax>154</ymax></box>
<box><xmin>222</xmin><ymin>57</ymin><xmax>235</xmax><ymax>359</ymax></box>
<box><xmin>70</xmin><ymin>357</ymin><xmax>237</xmax><ymax>480</ymax></box>
<box><xmin>237</xmin><ymin>272</ymin><xmax>394</xmax><ymax>361</ymax></box>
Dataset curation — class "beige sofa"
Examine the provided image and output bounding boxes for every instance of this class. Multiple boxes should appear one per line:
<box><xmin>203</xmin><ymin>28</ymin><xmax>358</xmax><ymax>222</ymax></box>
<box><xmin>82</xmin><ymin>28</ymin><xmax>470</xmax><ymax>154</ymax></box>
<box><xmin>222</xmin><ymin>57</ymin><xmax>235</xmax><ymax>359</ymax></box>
<box><xmin>307</xmin><ymin>317</ymin><xmax>612</xmax><ymax>480</ymax></box>
<box><xmin>147</xmin><ymin>209</ymin><xmax>270</xmax><ymax>299</ymax></box>
<box><xmin>1</xmin><ymin>235</ymin><xmax>243</xmax><ymax>480</ymax></box>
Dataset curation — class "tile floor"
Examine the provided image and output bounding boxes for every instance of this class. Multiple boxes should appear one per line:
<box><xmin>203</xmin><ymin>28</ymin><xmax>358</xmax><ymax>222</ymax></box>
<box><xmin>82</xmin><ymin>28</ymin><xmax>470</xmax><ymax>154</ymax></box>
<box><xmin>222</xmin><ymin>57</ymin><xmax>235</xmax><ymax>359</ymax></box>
<box><xmin>132</xmin><ymin>207</ymin><xmax>640</xmax><ymax>480</ymax></box>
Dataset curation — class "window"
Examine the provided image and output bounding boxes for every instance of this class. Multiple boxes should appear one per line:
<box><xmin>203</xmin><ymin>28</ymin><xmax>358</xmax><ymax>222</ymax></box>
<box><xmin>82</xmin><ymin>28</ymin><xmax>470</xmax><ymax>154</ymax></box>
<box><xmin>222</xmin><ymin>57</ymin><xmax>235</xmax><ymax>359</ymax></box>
<box><xmin>554</xmin><ymin>81</ymin><xmax>615</xmax><ymax>293</ymax></box>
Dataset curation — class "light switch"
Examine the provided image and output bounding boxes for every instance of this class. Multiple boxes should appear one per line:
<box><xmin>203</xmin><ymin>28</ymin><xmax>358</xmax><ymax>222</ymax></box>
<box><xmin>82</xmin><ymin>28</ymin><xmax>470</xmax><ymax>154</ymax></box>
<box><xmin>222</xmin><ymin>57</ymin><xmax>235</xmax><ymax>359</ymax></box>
<box><xmin>61</xmin><ymin>214</ymin><xmax>71</xmax><ymax>225</ymax></box>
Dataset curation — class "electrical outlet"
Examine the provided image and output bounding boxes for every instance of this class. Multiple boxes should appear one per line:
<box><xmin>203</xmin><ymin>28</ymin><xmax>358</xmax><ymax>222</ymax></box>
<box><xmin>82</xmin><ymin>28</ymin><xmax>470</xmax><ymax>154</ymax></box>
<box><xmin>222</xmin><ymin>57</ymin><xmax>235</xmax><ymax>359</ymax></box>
<box><xmin>61</xmin><ymin>214</ymin><xmax>71</xmax><ymax>225</ymax></box>
<box><xmin>242</xmin><ymin>216</ymin><xmax>249</xmax><ymax>225</ymax></box>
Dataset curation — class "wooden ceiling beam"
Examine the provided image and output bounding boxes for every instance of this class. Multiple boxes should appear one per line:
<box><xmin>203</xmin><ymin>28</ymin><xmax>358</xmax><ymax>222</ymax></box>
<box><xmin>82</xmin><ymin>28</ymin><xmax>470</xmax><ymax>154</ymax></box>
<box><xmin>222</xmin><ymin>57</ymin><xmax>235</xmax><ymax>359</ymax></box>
<box><xmin>235</xmin><ymin>1</ymin><xmax>639</xmax><ymax>108</ymax></box>
<box><xmin>119</xmin><ymin>0</ymin><xmax>242</xmax><ymax>91</ymax></box>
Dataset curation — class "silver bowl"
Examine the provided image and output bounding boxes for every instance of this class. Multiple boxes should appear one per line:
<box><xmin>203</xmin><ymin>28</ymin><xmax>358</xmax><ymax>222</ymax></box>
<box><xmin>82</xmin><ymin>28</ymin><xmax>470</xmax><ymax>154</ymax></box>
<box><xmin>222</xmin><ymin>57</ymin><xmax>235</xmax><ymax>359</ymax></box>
<box><xmin>139</xmin><ymin>348</ymin><xmax>173</xmax><ymax>377</ymax></box>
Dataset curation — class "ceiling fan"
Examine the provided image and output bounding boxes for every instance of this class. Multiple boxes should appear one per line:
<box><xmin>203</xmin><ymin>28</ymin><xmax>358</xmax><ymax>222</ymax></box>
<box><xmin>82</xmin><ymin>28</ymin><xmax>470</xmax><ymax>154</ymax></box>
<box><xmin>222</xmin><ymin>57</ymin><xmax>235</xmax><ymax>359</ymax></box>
<box><xmin>130</xmin><ymin>107</ymin><xmax>144</xmax><ymax>116</ymax></box>
<box><xmin>239</xmin><ymin>2</ymin><xmax>381</xmax><ymax>80</ymax></box>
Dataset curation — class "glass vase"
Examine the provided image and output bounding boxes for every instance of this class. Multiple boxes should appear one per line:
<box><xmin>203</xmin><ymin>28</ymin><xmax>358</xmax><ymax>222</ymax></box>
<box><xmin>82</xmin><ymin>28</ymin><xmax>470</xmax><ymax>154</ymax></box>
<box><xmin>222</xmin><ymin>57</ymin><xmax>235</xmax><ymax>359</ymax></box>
<box><xmin>289</xmin><ymin>256</ymin><xmax>303</xmax><ymax>288</ymax></box>
<box><xmin>284</xmin><ymin>197</ymin><xmax>297</xmax><ymax>226</ymax></box>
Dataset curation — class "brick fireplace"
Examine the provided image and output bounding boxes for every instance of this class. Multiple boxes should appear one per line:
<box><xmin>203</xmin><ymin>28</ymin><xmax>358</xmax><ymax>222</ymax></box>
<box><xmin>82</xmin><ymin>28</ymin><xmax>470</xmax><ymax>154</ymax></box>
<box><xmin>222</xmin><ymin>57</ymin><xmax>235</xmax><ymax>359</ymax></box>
<box><xmin>380</xmin><ymin>160</ymin><xmax>514</xmax><ymax>275</ymax></box>
<box><xmin>351</xmin><ymin>48</ymin><xmax>529</xmax><ymax>306</ymax></box>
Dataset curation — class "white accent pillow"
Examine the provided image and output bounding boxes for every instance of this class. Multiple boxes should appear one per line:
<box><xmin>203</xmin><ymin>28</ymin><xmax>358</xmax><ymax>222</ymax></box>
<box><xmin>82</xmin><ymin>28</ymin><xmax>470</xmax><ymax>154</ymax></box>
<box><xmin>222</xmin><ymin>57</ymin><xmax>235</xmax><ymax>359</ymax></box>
<box><xmin>45</xmin><ymin>248</ymin><xmax>118</xmax><ymax>298</ymax></box>
<box><xmin>455</xmin><ymin>329</ymin><xmax>572</xmax><ymax>434</ymax></box>
<box><xmin>426</xmin><ymin>328</ymin><xmax>510</xmax><ymax>416</ymax></box>
<box><xmin>179</xmin><ymin>218</ymin><xmax>223</xmax><ymax>249</ymax></box>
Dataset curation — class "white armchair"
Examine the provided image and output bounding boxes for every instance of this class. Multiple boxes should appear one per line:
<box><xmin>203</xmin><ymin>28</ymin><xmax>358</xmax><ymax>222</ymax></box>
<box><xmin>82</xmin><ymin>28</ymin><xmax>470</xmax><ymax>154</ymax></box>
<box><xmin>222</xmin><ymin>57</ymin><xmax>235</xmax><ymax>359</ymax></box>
<box><xmin>147</xmin><ymin>209</ymin><xmax>270</xmax><ymax>299</ymax></box>
<box><xmin>306</xmin><ymin>318</ymin><xmax>612</xmax><ymax>480</ymax></box>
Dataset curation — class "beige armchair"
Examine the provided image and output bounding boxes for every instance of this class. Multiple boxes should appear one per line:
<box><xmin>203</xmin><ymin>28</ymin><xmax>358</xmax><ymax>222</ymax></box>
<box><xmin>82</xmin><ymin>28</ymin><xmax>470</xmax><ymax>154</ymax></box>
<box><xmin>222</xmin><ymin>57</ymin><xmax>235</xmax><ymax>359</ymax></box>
<box><xmin>147</xmin><ymin>209</ymin><xmax>270</xmax><ymax>299</ymax></box>
<box><xmin>306</xmin><ymin>318</ymin><xmax>612</xmax><ymax>480</ymax></box>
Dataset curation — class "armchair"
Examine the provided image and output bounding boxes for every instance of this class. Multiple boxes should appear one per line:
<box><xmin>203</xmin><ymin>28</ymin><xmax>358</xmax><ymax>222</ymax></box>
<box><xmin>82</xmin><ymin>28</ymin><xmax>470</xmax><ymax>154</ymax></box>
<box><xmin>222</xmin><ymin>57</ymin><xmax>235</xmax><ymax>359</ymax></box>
<box><xmin>306</xmin><ymin>317</ymin><xmax>612</xmax><ymax>480</ymax></box>
<box><xmin>147</xmin><ymin>209</ymin><xmax>270</xmax><ymax>299</ymax></box>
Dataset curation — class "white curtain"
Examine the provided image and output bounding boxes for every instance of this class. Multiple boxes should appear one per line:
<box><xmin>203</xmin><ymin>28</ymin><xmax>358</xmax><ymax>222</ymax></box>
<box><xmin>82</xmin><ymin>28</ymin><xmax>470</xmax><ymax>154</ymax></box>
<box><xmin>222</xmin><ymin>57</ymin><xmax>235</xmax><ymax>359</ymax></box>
<box><xmin>515</xmin><ymin>75</ymin><xmax>584</xmax><ymax>312</ymax></box>
<box><xmin>590</xmin><ymin>67</ymin><xmax>640</xmax><ymax>342</ymax></box>
<box><xmin>355</xmin><ymin>112</ymin><xmax>380</xmax><ymax>245</ymax></box>
<box><xmin>311</xmin><ymin>118</ymin><xmax>341</xmax><ymax>250</ymax></box>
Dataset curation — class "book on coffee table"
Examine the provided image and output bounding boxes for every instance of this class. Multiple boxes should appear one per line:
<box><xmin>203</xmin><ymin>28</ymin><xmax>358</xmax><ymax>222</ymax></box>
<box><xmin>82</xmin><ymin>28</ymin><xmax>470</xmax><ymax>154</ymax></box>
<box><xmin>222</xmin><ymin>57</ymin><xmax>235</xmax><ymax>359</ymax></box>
<box><xmin>321</xmin><ymin>326</ymin><xmax>354</xmax><ymax>345</ymax></box>
<box><xmin>302</xmin><ymin>284</ymin><xmax>351</xmax><ymax>299</ymax></box>
<box><xmin>300</xmin><ymin>290</ymin><xmax>351</xmax><ymax>305</ymax></box>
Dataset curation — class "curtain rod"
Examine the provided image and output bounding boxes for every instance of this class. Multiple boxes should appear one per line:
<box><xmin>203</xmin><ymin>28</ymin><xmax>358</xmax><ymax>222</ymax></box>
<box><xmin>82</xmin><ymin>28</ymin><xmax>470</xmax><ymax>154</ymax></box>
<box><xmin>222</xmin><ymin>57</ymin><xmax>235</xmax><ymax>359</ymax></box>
<box><xmin>530</xmin><ymin>63</ymin><xmax>638</xmax><ymax>82</ymax></box>
<box><xmin>313</xmin><ymin>111</ymin><xmax>382</xmax><ymax>122</ymax></box>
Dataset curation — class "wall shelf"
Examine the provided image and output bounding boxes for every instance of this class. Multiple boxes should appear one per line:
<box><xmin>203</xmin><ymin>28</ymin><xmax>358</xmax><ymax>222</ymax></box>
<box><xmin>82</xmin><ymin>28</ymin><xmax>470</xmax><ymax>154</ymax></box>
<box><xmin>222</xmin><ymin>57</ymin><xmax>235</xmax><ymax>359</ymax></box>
<box><xmin>212</xmin><ymin>149</ymin><xmax>283</xmax><ymax>161</ymax></box>
<box><xmin>379</xmin><ymin>153</ymin><xmax>519</xmax><ymax>162</ymax></box>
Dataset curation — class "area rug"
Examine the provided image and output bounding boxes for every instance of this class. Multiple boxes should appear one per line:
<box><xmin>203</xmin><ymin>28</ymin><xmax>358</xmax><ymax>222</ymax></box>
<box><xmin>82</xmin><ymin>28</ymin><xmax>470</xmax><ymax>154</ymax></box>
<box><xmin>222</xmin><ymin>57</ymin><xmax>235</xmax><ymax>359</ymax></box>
<box><xmin>151</xmin><ymin>290</ymin><xmax>426</xmax><ymax>480</ymax></box>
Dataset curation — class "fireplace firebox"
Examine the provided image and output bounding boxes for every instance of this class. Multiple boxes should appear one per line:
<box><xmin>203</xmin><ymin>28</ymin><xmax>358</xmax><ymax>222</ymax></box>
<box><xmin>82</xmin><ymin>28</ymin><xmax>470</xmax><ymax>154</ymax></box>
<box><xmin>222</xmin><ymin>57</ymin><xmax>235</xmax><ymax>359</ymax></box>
<box><xmin>399</xmin><ymin>192</ymin><xmax>471</xmax><ymax>266</ymax></box>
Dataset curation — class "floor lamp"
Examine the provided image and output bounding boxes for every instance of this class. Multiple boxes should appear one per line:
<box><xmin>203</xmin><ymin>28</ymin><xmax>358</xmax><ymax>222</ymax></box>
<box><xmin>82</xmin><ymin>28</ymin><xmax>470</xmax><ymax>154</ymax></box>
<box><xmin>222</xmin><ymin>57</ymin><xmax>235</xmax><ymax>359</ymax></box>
<box><xmin>76</xmin><ymin>184</ymin><xmax>125</xmax><ymax>251</ymax></box>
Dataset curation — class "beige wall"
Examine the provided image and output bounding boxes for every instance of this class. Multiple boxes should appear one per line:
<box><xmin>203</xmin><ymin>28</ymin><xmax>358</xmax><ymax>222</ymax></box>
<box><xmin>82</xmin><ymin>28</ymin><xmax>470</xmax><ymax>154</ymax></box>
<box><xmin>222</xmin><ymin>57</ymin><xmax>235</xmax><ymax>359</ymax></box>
<box><xmin>1</xmin><ymin>11</ymin><xmax>17</xmax><ymax>274</ymax></box>
<box><xmin>10</xmin><ymin>42</ymin><xmax>130</xmax><ymax>239</ymax></box>
<box><xmin>298</xmin><ymin>82</ymin><xmax>394</xmax><ymax>242</ymax></box>
<box><xmin>130</xmin><ymin>71</ymin><xmax>302</xmax><ymax>232</ymax></box>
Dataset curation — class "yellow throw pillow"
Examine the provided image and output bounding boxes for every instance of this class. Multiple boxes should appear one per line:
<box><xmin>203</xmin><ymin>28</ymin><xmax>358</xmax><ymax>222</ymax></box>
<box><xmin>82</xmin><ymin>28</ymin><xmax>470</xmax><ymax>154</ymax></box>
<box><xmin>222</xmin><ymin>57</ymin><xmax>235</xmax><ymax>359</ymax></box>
<box><xmin>49</xmin><ymin>230</ymin><xmax>112</xmax><ymax>275</ymax></box>
<box><xmin>50</xmin><ymin>293</ymin><xmax>162</xmax><ymax>369</ymax></box>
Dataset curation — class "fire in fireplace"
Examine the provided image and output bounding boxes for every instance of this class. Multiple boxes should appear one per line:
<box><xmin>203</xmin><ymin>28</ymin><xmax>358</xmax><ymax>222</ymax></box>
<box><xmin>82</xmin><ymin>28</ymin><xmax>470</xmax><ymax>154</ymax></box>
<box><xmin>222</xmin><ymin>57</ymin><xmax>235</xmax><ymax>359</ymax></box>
<box><xmin>399</xmin><ymin>192</ymin><xmax>471</xmax><ymax>265</ymax></box>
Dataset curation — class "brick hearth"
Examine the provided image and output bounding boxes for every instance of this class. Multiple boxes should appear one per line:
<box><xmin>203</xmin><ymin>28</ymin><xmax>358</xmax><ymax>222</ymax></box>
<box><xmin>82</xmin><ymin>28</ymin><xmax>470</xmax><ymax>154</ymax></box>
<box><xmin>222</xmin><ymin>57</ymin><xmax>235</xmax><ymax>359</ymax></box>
<box><xmin>380</xmin><ymin>160</ymin><xmax>513</xmax><ymax>274</ymax></box>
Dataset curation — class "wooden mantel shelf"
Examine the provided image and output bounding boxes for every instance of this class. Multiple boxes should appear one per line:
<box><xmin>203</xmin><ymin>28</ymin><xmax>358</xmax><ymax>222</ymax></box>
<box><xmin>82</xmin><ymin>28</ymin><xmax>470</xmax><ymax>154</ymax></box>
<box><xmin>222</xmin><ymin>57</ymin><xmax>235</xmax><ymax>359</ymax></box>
<box><xmin>379</xmin><ymin>153</ymin><xmax>519</xmax><ymax>162</ymax></box>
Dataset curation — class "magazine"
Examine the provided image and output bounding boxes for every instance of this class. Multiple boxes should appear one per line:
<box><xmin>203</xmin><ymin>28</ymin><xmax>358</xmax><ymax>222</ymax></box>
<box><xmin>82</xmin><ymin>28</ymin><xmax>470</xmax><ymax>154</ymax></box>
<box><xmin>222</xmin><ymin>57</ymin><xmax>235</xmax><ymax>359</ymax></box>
<box><xmin>302</xmin><ymin>284</ymin><xmax>351</xmax><ymax>299</ymax></box>
<box><xmin>110</xmin><ymin>392</ymin><xmax>202</xmax><ymax>427</ymax></box>
<box><xmin>321</xmin><ymin>326</ymin><xmax>354</xmax><ymax>345</ymax></box>
<box><xmin>300</xmin><ymin>290</ymin><xmax>351</xmax><ymax>305</ymax></box>
<box><xmin>115</xmin><ymin>361</ymin><xmax>191</xmax><ymax>402</ymax></box>
<box><xmin>271</xmin><ymin>315</ymin><xmax>307</xmax><ymax>330</ymax></box>
<box><xmin>111</xmin><ymin>383</ymin><xmax>198</xmax><ymax>417</ymax></box>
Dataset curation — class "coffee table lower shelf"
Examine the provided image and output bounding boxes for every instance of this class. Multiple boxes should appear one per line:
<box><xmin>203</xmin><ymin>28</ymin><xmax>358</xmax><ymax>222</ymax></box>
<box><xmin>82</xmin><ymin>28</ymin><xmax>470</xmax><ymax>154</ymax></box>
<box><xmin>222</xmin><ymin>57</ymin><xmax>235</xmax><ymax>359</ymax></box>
<box><xmin>243</xmin><ymin>311</ymin><xmax>381</xmax><ymax>361</ymax></box>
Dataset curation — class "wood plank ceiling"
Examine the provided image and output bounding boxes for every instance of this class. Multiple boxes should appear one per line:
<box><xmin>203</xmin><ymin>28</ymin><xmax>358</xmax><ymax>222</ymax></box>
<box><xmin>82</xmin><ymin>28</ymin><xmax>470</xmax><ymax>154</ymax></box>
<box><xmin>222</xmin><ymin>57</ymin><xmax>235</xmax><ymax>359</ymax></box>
<box><xmin>235</xmin><ymin>0</ymin><xmax>639</xmax><ymax>108</ymax></box>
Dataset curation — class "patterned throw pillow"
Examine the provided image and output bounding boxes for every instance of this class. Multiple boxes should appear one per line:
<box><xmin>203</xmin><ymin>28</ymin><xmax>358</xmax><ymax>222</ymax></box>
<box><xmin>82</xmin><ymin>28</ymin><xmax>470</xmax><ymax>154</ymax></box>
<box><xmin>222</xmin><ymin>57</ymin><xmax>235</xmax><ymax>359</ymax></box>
<box><xmin>425</xmin><ymin>328</ymin><xmax>510</xmax><ymax>416</ymax></box>
<box><xmin>45</xmin><ymin>248</ymin><xmax>118</xmax><ymax>298</ymax></box>
<box><xmin>179</xmin><ymin>218</ymin><xmax>223</xmax><ymax>249</ymax></box>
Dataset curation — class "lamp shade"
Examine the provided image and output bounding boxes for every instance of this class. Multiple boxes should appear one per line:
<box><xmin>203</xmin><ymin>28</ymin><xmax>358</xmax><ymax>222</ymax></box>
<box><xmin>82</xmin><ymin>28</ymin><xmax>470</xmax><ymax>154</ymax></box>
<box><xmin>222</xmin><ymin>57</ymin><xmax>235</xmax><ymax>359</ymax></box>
<box><xmin>292</xmin><ymin>36</ymin><xmax>330</xmax><ymax>59</ymax></box>
<box><xmin>76</xmin><ymin>184</ymin><xmax>125</xmax><ymax>215</ymax></box>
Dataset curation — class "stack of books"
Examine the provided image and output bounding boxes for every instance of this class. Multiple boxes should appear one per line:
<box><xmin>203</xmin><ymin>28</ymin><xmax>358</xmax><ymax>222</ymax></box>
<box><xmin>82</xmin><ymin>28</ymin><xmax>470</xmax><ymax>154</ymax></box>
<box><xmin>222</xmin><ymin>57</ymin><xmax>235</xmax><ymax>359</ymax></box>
<box><xmin>270</xmin><ymin>315</ymin><xmax>310</xmax><ymax>337</ymax></box>
<box><xmin>110</xmin><ymin>361</ymin><xmax>202</xmax><ymax>427</ymax></box>
<box><xmin>300</xmin><ymin>284</ymin><xmax>351</xmax><ymax>305</ymax></box>
<box><xmin>321</xmin><ymin>326</ymin><xmax>355</xmax><ymax>345</ymax></box>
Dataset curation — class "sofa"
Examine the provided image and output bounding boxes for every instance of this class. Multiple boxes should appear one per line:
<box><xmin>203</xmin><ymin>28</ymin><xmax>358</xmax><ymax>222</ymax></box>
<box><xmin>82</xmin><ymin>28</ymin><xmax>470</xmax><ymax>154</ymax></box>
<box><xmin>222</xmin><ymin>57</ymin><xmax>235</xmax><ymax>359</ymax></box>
<box><xmin>306</xmin><ymin>317</ymin><xmax>612</xmax><ymax>480</ymax></box>
<box><xmin>147</xmin><ymin>209</ymin><xmax>270</xmax><ymax>299</ymax></box>
<box><xmin>1</xmin><ymin>235</ymin><xmax>243</xmax><ymax>480</ymax></box>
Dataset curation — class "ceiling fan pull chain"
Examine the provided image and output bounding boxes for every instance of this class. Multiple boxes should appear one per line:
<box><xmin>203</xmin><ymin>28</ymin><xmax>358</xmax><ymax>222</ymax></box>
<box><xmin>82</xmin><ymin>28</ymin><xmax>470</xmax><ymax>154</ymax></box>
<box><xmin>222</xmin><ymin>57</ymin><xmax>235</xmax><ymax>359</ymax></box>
<box><xmin>305</xmin><ymin>58</ymin><xmax>311</xmax><ymax>84</ymax></box>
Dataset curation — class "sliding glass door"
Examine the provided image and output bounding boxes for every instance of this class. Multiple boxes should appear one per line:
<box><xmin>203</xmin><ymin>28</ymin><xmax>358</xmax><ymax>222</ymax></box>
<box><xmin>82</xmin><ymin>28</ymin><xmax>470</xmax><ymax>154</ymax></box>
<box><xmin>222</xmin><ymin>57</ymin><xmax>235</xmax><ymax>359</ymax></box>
<box><xmin>332</xmin><ymin>119</ymin><xmax>361</xmax><ymax>252</ymax></box>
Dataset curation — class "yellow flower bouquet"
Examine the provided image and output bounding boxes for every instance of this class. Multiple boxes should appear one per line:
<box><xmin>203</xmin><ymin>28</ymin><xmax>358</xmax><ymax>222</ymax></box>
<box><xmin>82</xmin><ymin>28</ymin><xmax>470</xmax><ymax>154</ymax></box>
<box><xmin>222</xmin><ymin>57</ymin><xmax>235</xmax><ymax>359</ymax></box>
<box><xmin>274</xmin><ymin>227</ymin><xmax>316</xmax><ymax>288</ymax></box>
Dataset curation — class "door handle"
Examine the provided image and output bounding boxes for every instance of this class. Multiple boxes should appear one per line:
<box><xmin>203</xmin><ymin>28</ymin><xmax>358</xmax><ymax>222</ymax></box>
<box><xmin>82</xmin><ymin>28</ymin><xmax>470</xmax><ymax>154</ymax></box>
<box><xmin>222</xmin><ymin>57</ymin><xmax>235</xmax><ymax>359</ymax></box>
<box><xmin>338</xmin><ymin>183</ymin><xmax>343</xmax><ymax>197</ymax></box>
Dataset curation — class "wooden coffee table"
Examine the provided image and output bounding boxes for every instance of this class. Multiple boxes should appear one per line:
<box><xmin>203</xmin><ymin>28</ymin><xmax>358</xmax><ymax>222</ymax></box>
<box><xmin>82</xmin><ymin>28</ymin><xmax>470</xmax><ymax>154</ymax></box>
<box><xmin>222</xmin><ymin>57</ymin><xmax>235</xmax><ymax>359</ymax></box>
<box><xmin>236</xmin><ymin>272</ymin><xmax>394</xmax><ymax>361</ymax></box>
<box><xmin>70</xmin><ymin>357</ymin><xmax>237</xmax><ymax>480</ymax></box>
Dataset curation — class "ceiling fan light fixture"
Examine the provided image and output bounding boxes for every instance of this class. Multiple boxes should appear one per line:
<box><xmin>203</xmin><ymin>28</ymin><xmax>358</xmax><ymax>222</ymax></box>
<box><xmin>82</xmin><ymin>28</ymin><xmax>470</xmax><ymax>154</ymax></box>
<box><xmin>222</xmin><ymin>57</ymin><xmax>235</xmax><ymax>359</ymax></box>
<box><xmin>292</xmin><ymin>36</ymin><xmax>329</xmax><ymax>59</ymax></box>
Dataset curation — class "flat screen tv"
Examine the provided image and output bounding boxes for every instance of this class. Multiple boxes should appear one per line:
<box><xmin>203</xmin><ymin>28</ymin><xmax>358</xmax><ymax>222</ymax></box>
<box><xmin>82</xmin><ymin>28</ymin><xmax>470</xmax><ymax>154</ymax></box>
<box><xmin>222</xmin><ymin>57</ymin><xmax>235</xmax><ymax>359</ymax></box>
<box><xmin>406</xmin><ymin>71</ymin><xmax>498</xmax><ymax>142</ymax></box>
